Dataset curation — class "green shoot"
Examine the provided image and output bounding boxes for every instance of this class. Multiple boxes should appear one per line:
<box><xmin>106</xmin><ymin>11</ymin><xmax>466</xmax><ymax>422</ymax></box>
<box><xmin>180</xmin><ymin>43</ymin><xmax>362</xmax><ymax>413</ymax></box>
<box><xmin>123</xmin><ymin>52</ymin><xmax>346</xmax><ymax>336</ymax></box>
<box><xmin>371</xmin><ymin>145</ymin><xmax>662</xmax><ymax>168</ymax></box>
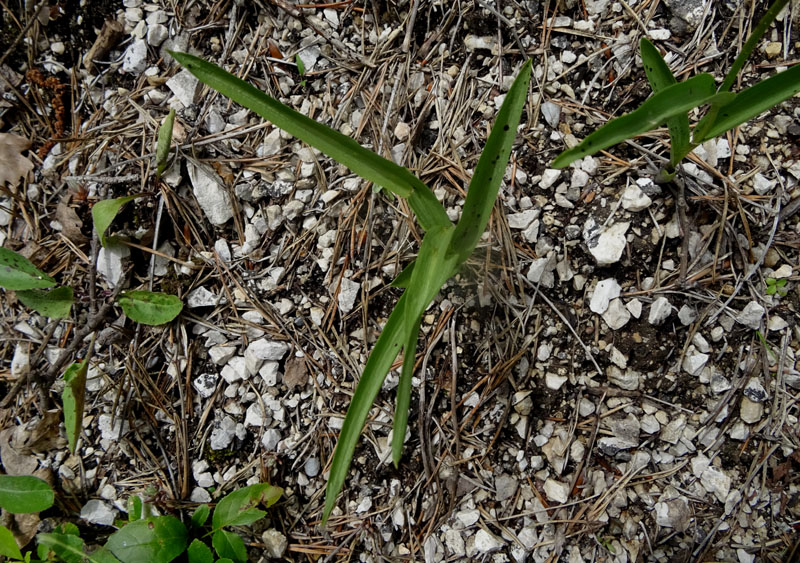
<box><xmin>295</xmin><ymin>54</ymin><xmax>307</xmax><ymax>88</ymax></box>
<box><xmin>172</xmin><ymin>50</ymin><xmax>532</xmax><ymax>524</ymax></box>
<box><xmin>156</xmin><ymin>108</ymin><xmax>176</xmax><ymax>178</ymax></box>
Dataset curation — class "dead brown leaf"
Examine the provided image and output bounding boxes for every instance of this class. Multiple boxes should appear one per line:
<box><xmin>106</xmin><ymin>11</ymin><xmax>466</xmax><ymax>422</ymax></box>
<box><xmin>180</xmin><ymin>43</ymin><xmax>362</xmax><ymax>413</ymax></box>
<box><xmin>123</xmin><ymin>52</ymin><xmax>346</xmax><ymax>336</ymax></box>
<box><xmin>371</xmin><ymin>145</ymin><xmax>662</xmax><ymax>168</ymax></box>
<box><xmin>0</xmin><ymin>133</ymin><xmax>34</xmax><ymax>189</ymax></box>
<box><xmin>55</xmin><ymin>197</ymin><xmax>88</xmax><ymax>244</ymax></box>
<box><xmin>283</xmin><ymin>356</ymin><xmax>308</xmax><ymax>390</ymax></box>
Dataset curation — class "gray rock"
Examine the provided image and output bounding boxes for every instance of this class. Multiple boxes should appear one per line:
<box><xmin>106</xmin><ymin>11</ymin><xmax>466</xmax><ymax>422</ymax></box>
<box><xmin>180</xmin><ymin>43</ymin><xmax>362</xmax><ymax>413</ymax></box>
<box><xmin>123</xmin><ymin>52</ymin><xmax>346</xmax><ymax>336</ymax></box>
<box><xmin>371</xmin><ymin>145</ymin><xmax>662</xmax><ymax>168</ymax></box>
<box><xmin>541</xmin><ymin>101</ymin><xmax>561</xmax><ymax>128</ymax></box>
<box><xmin>262</xmin><ymin>529</ymin><xmax>288</xmax><ymax>558</ymax></box>
<box><xmin>167</xmin><ymin>70</ymin><xmax>201</xmax><ymax>107</ymax></box>
<box><xmin>710</xmin><ymin>373</ymin><xmax>732</xmax><ymax>394</ymax></box>
<box><xmin>660</xmin><ymin>414</ymin><xmax>686</xmax><ymax>444</ymax></box>
<box><xmin>187</xmin><ymin>286</ymin><xmax>222</xmax><ymax>308</ymax></box>
<box><xmin>740</xmin><ymin>397</ymin><xmax>763</xmax><ymax>424</ymax></box>
<box><xmin>743</xmin><ymin>377</ymin><xmax>768</xmax><ymax>402</ymax></box>
<box><xmin>337</xmin><ymin>277</ymin><xmax>360</xmax><ymax>314</ymax></box>
<box><xmin>620</xmin><ymin>183</ymin><xmax>652</xmax><ymax>211</ymax></box>
<box><xmin>682</xmin><ymin>348</ymin><xmax>709</xmax><ymax>375</ymax></box>
<box><xmin>495</xmin><ymin>474</ymin><xmax>518</xmax><ymax>502</ymax></box>
<box><xmin>208</xmin><ymin>345</ymin><xmax>236</xmax><ymax>365</ymax></box>
<box><xmin>97</xmin><ymin>243</ymin><xmax>130</xmax><ymax>288</ymax></box>
<box><xmin>677</xmin><ymin>304</ymin><xmax>697</xmax><ymax>325</ymax></box>
<box><xmin>122</xmin><ymin>39</ymin><xmax>147</xmax><ymax>73</ymax></box>
<box><xmin>539</xmin><ymin>169</ymin><xmax>561</xmax><ymax>189</ymax></box>
<box><xmin>471</xmin><ymin>529</ymin><xmax>504</xmax><ymax>555</ymax></box>
<box><xmin>701</xmin><ymin>466</ymin><xmax>731</xmax><ymax>503</ymax></box>
<box><xmin>261</xmin><ymin>428</ymin><xmax>281</xmax><ymax>451</ymax></box>
<box><xmin>607</xmin><ymin>366</ymin><xmax>639</xmax><ymax>390</ymax></box>
<box><xmin>210</xmin><ymin>415</ymin><xmax>237</xmax><ymax>450</ymax></box>
<box><xmin>599</xmin><ymin>414</ymin><xmax>640</xmax><ymax>454</ymax></box>
<box><xmin>526</xmin><ymin>254</ymin><xmax>556</xmax><ymax>288</ymax></box>
<box><xmin>603</xmin><ymin>298</ymin><xmax>631</xmax><ymax>330</ymax></box>
<box><xmin>584</xmin><ymin>220</ymin><xmax>629</xmax><ymax>266</ymax></box>
<box><xmin>187</xmin><ymin>161</ymin><xmax>233</xmax><ymax>225</ymax></box>
<box><xmin>507</xmin><ymin>209</ymin><xmax>540</xmax><ymax>229</ymax></box>
<box><xmin>146</xmin><ymin>23</ymin><xmax>168</xmax><ymax>46</ymax></box>
<box><xmin>590</xmin><ymin>278</ymin><xmax>621</xmax><ymax>314</ymax></box>
<box><xmin>444</xmin><ymin>529</ymin><xmax>466</xmax><ymax>557</ymax></box>
<box><xmin>655</xmin><ymin>494</ymin><xmax>691</xmax><ymax>531</ymax></box>
<box><xmin>190</xmin><ymin>487</ymin><xmax>211</xmax><ymax>502</ymax></box>
<box><xmin>664</xmin><ymin>0</ymin><xmax>707</xmax><ymax>31</ymax></box>
<box><xmin>214</xmin><ymin>239</ymin><xmax>231</xmax><ymax>262</ymax></box>
<box><xmin>735</xmin><ymin>301</ymin><xmax>765</xmax><ymax>329</ymax></box>
<box><xmin>648</xmin><ymin>296</ymin><xmax>672</xmax><ymax>325</ymax></box>
<box><xmin>193</xmin><ymin>373</ymin><xmax>218</xmax><ymax>398</ymax></box>
<box><xmin>246</xmin><ymin>339</ymin><xmax>289</xmax><ymax>361</ymax></box>
<box><xmin>304</xmin><ymin>457</ymin><xmax>320</xmax><ymax>477</ymax></box>
<box><xmin>543</xmin><ymin>478</ymin><xmax>570</xmax><ymax>504</ymax></box>
<box><xmin>81</xmin><ymin>499</ymin><xmax>116</xmax><ymax>526</ymax></box>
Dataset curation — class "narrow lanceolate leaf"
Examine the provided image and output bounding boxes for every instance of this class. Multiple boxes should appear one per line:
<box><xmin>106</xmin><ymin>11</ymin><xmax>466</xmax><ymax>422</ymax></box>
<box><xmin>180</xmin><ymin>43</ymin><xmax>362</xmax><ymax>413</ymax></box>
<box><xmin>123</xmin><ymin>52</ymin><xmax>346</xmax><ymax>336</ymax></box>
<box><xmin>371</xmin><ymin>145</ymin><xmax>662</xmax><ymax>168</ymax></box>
<box><xmin>552</xmin><ymin>73</ymin><xmax>719</xmax><ymax>168</ymax></box>
<box><xmin>156</xmin><ymin>108</ymin><xmax>176</xmax><ymax>178</ymax></box>
<box><xmin>17</xmin><ymin>286</ymin><xmax>73</xmax><ymax>318</ymax></box>
<box><xmin>170</xmin><ymin>51</ymin><xmax>450</xmax><ymax>232</ymax></box>
<box><xmin>450</xmin><ymin>60</ymin><xmax>532</xmax><ymax>261</ymax></box>
<box><xmin>719</xmin><ymin>0</ymin><xmax>791</xmax><ymax>93</ymax></box>
<box><xmin>92</xmin><ymin>195</ymin><xmax>140</xmax><ymax>247</ymax></box>
<box><xmin>694</xmin><ymin>63</ymin><xmax>800</xmax><ymax>143</ymax></box>
<box><xmin>119</xmin><ymin>290</ymin><xmax>183</xmax><ymax>325</ymax></box>
<box><xmin>62</xmin><ymin>358</ymin><xmax>90</xmax><ymax>453</ymax></box>
<box><xmin>0</xmin><ymin>247</ymin><xmax>56</xmax><ymax>290</ymax></box>
<box><xmin>640</xmin><ymin>38</ymin><xmax>690</xmax><ymax>166</ymax></box>
<box><xmin>0</xmin><ymin>475</ymin><xmax>54</xmax><ymax>513</ymax></box>
<box><xmin>391</xmin><ymin>314</ymin><xmax>421</xmax><ymax>466</ymax></box>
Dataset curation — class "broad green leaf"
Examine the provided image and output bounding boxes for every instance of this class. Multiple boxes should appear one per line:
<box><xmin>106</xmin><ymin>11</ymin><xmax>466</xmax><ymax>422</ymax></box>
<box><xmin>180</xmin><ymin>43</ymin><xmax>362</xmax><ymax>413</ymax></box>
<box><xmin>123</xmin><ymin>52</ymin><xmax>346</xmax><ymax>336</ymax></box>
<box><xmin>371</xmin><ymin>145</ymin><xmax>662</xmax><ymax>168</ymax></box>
<box><xmin>170</xmin><ymin>51</ymin><xmax>451</xmax><ymax>232</ymax></box>
<box><xmin>0</xmin><ymin>475</ymin><xmax>54</xmax><ymax>513</ymax></box>
<box><xmin>217</xmin><ymin>559</ymin><xmax>234</xmax><ymax>563</ymax></box>
<box><xmin>105</xmin><ymin>516</ymin><xmax>187</xmax><ymax>563</ymax></box>
<box><xmin>694</xmin><ymin>64</ymin><xmax>800</xmax><ymax>142</ymax></box>
<box><xmin>0</xmin><ymin>525</ymin><xmax>22</xmax><ymax>560</ymax></box>
<box><xmin>119</xmin><ymin>290</ymin><xmax>183</xmax><ymax>325</ymax></box>
<box><xmin>720</xmin><ymin>0</ymin><xmax>791</xmax><ymax>93</ymax></box>
<box><xmin>92</xmin><ymin>195</ymin><xmax>139</xmax><ymax>247</ymax></box>
<box><xmin>37</xmin><ymin>532</ymin><xmax>86</xmax><ymax>563</ymax></box>
<box><xmin>186</xmin><ymin>539</ymin><xmax>213</xmax><ymax>563</ymax></box>
<box><xmin>451</xmin><ymin>59</ymin><xmax>532</xmax><ymax>261</ymax></box>
<box><xmin>390</xmin><ymin>260</ymin><xmax>415</xmax><ymax>289</ymax></box>
<box><xmin>17</xmin><ymin>286</ymin><xmax>73</xmax><ymax>318</ymax></box>
<box><xmin>156</xmin><ymin>109</ymin><xmax>176</xmax><ymax>178</ymax></box>
<box><xmin>640</xmin><ymin>38</ymin><xmax>691</xmax><ymax>166</ymax></box>
<box><xmin>552</xmin><ymin>73</ymin><xmax>719</xmax><ymax>168</ymax></box>
<box><xmin>191</xmin><ymin>504</ymin><xmax>210</xmax><ymax>528</ymax></box>
<box><xmin>62</xmin><ymin>358</ymin><xmax>89</xmax><ymax>453</ymax></box>
<box><xmin>86</xmin><ymin>547</ymin><xmax>122</xmax><ymax>563</ymax></box>
<box><xmin>211</xmin><ymin>483</ymin><xmax>280</xmax><ymax>530</ymax></box>
<box><xmin>211</xmin><ymin>530</ymin><xmax>246</xmax><ymax>563</ymax></box>
<box><xmin>0</xmin><ymin>247</ymin><xmax>55</xmax><ymax>290</ymax></box>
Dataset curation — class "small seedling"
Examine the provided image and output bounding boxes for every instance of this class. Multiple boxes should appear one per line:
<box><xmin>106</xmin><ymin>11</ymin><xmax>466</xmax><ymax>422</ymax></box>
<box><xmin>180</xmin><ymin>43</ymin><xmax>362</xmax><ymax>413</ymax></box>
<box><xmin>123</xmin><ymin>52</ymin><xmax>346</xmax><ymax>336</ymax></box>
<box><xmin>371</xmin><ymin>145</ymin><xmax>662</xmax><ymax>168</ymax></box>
<box><xmin>156</xmin><ymin>108</ymin><xmax>176</xmax><ymax>178</ymax></box>
<box><xmin>171</xmin><ymin>50</ymin><xmax>532</xmax><ymax>523</ymax></box>
<box><xmin>765</xmin><ymin>277</ymin><xmax>788</xmax><ymax>296</ymax></box>
<box><xmin>295</xmin><ymin>54</ymin><xmax>307</xmax><ymax>88</ymax></box>
<box><xmin>553</xmin><ymin>0</ymin><xmax>799</xmax><ymax>180</ymax></box>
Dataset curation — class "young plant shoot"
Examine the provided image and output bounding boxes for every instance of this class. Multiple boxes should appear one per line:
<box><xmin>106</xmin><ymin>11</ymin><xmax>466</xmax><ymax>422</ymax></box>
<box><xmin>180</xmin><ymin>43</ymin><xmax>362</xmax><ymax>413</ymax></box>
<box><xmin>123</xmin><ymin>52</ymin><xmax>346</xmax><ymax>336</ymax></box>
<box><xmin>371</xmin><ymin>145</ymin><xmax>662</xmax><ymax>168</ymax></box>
<box><xmin>553</xmin><ymin>0</ymin><xmax>799</xmax><ymax>178</ymax></box>
<box><xmin>172</xmin><ymin>50</ymin><xmax>532</xmax><ymax>523</ymax></box>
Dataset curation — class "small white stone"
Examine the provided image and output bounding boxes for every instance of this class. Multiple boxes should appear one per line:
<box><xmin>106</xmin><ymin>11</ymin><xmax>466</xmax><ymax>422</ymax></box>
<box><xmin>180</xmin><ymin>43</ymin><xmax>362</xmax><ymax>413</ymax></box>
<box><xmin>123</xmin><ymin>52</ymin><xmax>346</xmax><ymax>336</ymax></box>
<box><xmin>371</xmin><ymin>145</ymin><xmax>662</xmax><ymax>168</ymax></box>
<box><xmin>545</xmin><ymin>372</ymin><xmax>568</xmax><ymax>390</ymax></box>
<box><xmin>10</xmin><ymin>345</ymin><xmax>30</xmax><ymax>378</ymax></box>
<box><xmin>337</xmin><ymin>278</ymin><xmax>360</xmax><ymax>314</ymax></box>
<box><xmin>701</xmin><ymin>466</ymin><xmax>731</xmax><ymax>503</ymax></box>
<box><xmin>507</xmin><ymin>209</ymin><xmax>540</xmax><ymax>229</ymax></box>
<box><xmin>585</xmin><ymin>221</ymin><xmax>629</xmax><ymax>266</ymax></box>
<box><xmin>735</xmin><ymin>301</ymin><xmax>765</xmax><ymax>329</ymax></box>
<box><xmin>768</xmin><ymin>315</ymin><xmax>788</xmax><ymax>331</ymax></box>
<box><xmin>146</xmin><ymin>23</ymin><xmax>168</xmax><ymax>46</ymax></box>
<box><xmin>739</xmin><ymin>397</ymin><xmax>763</xmax><ymax>424</ymax></box>
<box><xmin>682</xmin><ymin>349</ymin><xmax>709</xmax><ymax>375</ymax></box>
<box><xmin>192</xmin><ymin>373</ymin><xmax>218</xmax><ymax>398</ymax></box>
<box><xmin>654</xmin><ymin>497</ymin><xmax>690</xmax><ymax>531</ymax></box>
<box><xmin>98</xmin><ymin>243</ymin><xmax>130</xmax><ymax>288</ymax></box>
<box><xmin>603</xmin><ymin>298</ymin><xmax>631</xmax><ymax>330</ymax></box>
<box><xmin>210</xmin><ymin>415</ymin><xmax>237</xmax><ymax>450</ymax></box>
<box><xmin>648</xmin><ymin>28</ymin><xmax>671</xmax><ymax>40</ymax></box>
<box><xmin>187</xmin><ymin>161</ymin><xmax>233</xmax><ymax>225</ymax></box>
<box><xmin>472</xmin><ymin>529</ymin><xmax>504</xmax><ymax>554</ymax></box>
<box><xmin>648</xmin><ymin>296</ymin><xmax>672</xmax><ymax>325</ymax></box>
<box><xmin>394</xmin><ymin>122</ymin><xmax>410</xmax><ymax>141</ymax></box>
<box><xmin>543</xmin><ymin>478</ymin><xmax>570</xmax><ymax>504</ymax></box>
<box><xmin>626</xmin><ymin>298</ymin><xmax>642</xmax><ymax>318</ymax></box>
<box><xmin>607</xmin><ymin>366</ymin><xmax>639</xmax><ymax>390</ymax></box>
<box><xmin>261</xmin><ymin>428</ymin><xmax>281</xmax><ymax>451</ymax></box>
<box><xmin>541</xmin><ymin>101</ymin><xmax>561</xmax><ymax>128</ymax></box>
<box><xmin>304</xmin><ymin>457</ymin><xmax>320</xmax><ymax>477</ymax></box>
<box><xmin>539</xmin><ymin>169</ymin><xmax>561</xmax><ymax>189</ymax></box>
<box><xmin>620</xmin><ymin>183</ymin><xmax>652</xmax><ymax>211</ymax></box>
<box><xmin>752</xmin><ymin>173</ymin><xmax>776</xmax><ymax>195</ymax></box>
<box><xmin>677</xmin><ymin>304</ymin><xmax>697</xmax><ymax>325</ymax></box>
<box><xmin>122</xmin><ymin>39</ymin><xmax>148</xmax><ymax>73</ymax></box>
<box><xmin>262</xmin><ymin>529</ymin><xmax>288</xmax><ymax>559</ymax></box>
<box><xmin>589</xmin><ymin>278</ymin><xmax>621</xmax><ymax>314</ymax></box>
<box><xmin>208</xmin><ymin>345</ymin><xmax>236</xmax><ymax>365</ymax></box>
<box><xmin>187</xmin><ymin>286</ymin><xmax>222</xmax><ymax>308</ymax></box>
<box><xmin>81</xmin><ymin>500</ymin><xmax>116</xmax><ymax>526</ymax></box>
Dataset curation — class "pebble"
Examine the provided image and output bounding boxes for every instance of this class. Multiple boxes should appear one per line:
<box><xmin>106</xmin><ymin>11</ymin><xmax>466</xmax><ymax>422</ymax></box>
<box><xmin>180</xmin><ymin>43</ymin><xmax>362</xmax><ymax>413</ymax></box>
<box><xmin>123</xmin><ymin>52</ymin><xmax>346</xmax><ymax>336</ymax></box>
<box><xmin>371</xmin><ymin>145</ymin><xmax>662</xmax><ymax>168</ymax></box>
<box><xmin>444</xmin><ymin>530</ymin><xmax>465</xmax><ymax>557</ymax></box>
<box><xmin>768</xmin><ymin>315</ymin><xmax>788</xmax><ymax>331</ymax></box>
<box><xmin>682</xmin><ymin>348</ymin><xmax>709</xmax><ymax>375</ymax></box>
<box><xmin>539</xmin><ymin>169</ymin><xmax>561</xmax><ymax>189</ymax></box>
<box><xmin>98</xmin><ymin>414</ymin><xmax>128</xmax><ymax>441</ymax></box>
<box><xmin>210</xmin><ymin>415</ymin><xmax>237</xmax><ymax>450</ymax></box>
<box><xmin>513</xmin><ymin>391</ymin><xmax>533</xmax><ymax>416</ymax></box>
<box><xmin>146</xmin><ymin>23</ymin><xmax>168</xmax><ymax>47</ymax></box>
<box><xmin>607</xmin><ymin>366</ymin><xmax>639</xmax><ymax>390</ymax></box>
<box><xmin>81</xmin><ymin>500</ymin><xmax>116</xmax><ymax>526</ymax></box>
<box><xmin>208</xmin><ymin>345</ymin><xmax>236</xmax><ymax>365</ymax></box>
<box><xmin>740</xmin><ymin>397</ymin><xmax>763</xmax><ymax>424</ymax></box>
<box><xmin>190</xmin><ymin>487</ymin><xmax>211</xmax><ymax>503</ymax></box>
<box><xmin>545</xmin><ymin>372</ymin><xmax>568</xmax><ymax>390</ymax></box>
<box><xmin>495</xmin><ymin>474</ymin><xmax>518</xmax><ymax>502</ymax></box>
<box><xmin>603</xmin><ymin>298</ymin><xmax>631</xmax><ymax>330</ymax></box>
<box><xmin>677</xmin><ymin>304</ymin><xmax>697</xmax><ymax>325</ymax></box>
<box><xmin>543</xmin><ymin>478</ymin><xmax>570</xmax><ymax>504</ymax></box>
<box><xmin>660</xmin><ymin>415</ymin><xmax>686</xmax><ymax>444</ymax></box>
<box><xmin>262</xmin><ymin>529</ymin><xmax>288</xmax><ymax>558</ymax></box>
<box><xmin>752</xmin><ymin>173</ymin><xmax>776</xmax><ymax>195</ymax></box>
<box><xmin>700</xmin><ymin>465</ymin><xmax>732</xmax><ymax>503</ymax></box>
<box><xmin>541</xmin><ymin>101</ymin><xmax>561</xmax><ymax>128</ymax></box>
<box><xmin>470</xmin><ymin>530</ymin><xmax>504</xmax><ymax>555</ymax></box>
<box><xmin>464</xmin><ymin>35</ymin><xmax>497</xmax><ymax>52</ymax></box>
<box><xmin>187</xmin><ymin>286</ymin><xmax>222</xmax><ymax>308</ymax></box>
<box><xmin>304</xmin><ymin>457</ymin><xmax>320</xmax><ymax>477</ymax></box>
<box><xmin>648</xmin><ymin>296</ymin><xmax>672</xmax><ymax>325</ymax></box>
<box><xmin>122</xmin><ymin>39</ymin><xmax>148</xmax><ymax>73</ymax></box>
<box><xmin>455</xmin><ymin>508</ymin><xmax>480</xmax><ymax>527</ymax></box>
<box><xmin>620</xmin><ymin>183</ymin><xmax>652</xmax><ymax>211</ymax></box>
<box><xmin>192</xmin><ymin>373</ymin><xmax>218</xmax><ymax>398</ymax></box>
<box><xmin>654</xmin><ymin>495</ymin><xmax>691</xmax><ymax>531</ymax></box>
<box><xmin>710</xmin><ymin>373</ymin><xmax>732</xmax><ymax>394</ymax></box>
<box><xmin>626</xmin><ymin>298</ymin><xmax>642</xmax><ymax>318</ymax></box>
<box><xmin>337</xmin><ymin>277</ymin><xmax>360</xmax><ymax>314</ymax></box>
<box><xmin>584</xmin><ymin>220</ymin><xmax>629</xmax><ymax>266</ymax></box>
<box><xmin>743</xmin><ymin>378</ymin><xmax>768</xmax><ymax>402</ymax></box>
<box><xmin>735</xmin><ymin>301</ymin><xmax>765</xmax><ymax>329</ymax></box>
<box><xmin>507</xmin><ymin>209</ymin><xmax>539</xmax><ymax>229</ymax></box>
<box><xmin>167</xmin><ymin>70</ymin><xmax>200</xmax><ymax>107</ymax></box>
<box><xmin>97</xmin><ymin>243</ymin><xmax>130</xmax><ymax>288</ymax></box>
<box><xmin>764</xmin><ymin>41</ymin><xmax>782</xmax><ymax>58</ymax></box>
<box><xmin>261</xmin><ymin>428</ymin><xmax>281</xmax><ymax>451</ymax></box>
<box><xmin>10</xmin><ymin>345</ymin><xmax>30</xmax><ymax>378</ymax></box>
<box><xmin>187</xmin><ymin>161</ymin><xmax>233</xmax><ymax>225</ymax></box>
<box><xmin>589</xmin><ymin>278</ymin><xmax>621</xmax><ymax>314</ymax></box>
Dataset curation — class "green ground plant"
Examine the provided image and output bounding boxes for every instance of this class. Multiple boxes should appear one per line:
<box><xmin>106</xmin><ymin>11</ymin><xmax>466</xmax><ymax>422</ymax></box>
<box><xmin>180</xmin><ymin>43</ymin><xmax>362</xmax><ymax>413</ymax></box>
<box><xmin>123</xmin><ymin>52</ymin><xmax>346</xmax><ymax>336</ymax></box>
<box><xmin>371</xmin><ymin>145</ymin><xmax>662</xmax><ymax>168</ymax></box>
<box><xmin>552</xmin><ymin>0</ymin><xmax>799</xmax><ymax>179</ymax></box>
<box><xmin>171</xmin><ymin>50</ymin><xmax>532</xmax><ymax>523</ymax></box>
<box><xmin>0</xmin><ymin>476</ymin><xmax>281</xmax><ymax>563</ymax></box>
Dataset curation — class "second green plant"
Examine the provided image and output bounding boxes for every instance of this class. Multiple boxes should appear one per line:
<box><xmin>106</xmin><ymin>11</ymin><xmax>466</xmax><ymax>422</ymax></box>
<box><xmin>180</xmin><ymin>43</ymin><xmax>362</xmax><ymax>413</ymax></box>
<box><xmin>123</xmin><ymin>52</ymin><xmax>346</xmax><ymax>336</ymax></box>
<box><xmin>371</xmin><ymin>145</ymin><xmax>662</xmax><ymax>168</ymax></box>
<box><xmin>171</xmin><ymin>51</ymin><xmax>532</xmax><ymax>523</ymax></box>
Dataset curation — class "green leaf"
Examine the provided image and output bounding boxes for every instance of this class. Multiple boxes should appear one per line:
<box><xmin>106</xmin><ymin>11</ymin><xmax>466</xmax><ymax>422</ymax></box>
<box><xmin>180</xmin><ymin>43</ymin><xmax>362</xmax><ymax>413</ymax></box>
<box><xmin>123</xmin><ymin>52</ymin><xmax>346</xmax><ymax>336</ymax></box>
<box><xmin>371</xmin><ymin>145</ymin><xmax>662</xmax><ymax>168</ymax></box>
<box><xmin>211</xmin><ymin>530</ymin><xmax>246</xmax><ymax>563</ymax></box>
<box><xmin>694</xmin><ymin>64</ymin><xmax>800</xmax><ymax>142</ymax></box>
<box><xmin>127</xmin><ymin>496</ymin><xmax>143</xmax><ymax>521</ymax></box>
<box><xmin>0</xmin><ymin>525</ymin><xmax>23</xmax><ymax>560</ymax></box>
<box><xmin>191</xmin><ymin>504</ymin><xmax>210</xmax><ymax>528</ymax></box>
<box><xmin>85</xmin><ymin>547</ymin><xmax>122</xmax><ymax>563</ymax></box>
<box><xmin>16</xmin><ymin>286</ymin><xmax>73</xmax><ymax>318</ymax></box>
<box><xmin>0</xmin><ymin>475</ymin><xmax>54</xmax><ymax>513</ymax></box>
<box><xmin>105</xmin><ymin>516</ymin><xmax>187</xmax><ymax>563</ymax></box>
<box><xmin>169</xmin><ymin>51</ymin><xmax>450</xmax><ymax>232</ymax></box>
<box><xmin>450</xmin><ymin>59</ymin><xmax>532</xmax><ymax>261</ymax></box>
<box><xmin>295</xmin><ymin>54</ymin><xmax>305</xmax><ymax>76</ymax></box>
<box><xmin>62</xmin><ymin>358</ymin><xmax>89</xmax><ymax>453</ymax></box>
<box><xmin>0</xmin><ymin>247</ymin><xmax>56</xmax><ymax>290</ymax></box>
<box><xmin>640</xmin><ymin>38</ymin><xmax>691</xmax><ymax>166</ymax></box>
<box><xmin>186</xmin><ymin>539</ymin><xmax>214</xmax><ymax>563</ymax></box>
<box><xmin>92</xmin><ymin>195</ymin><xmax>139</xmax><ymax>247</ymax></box>
<box><xmin>720</xmin><ymin>0</ymin><xmax>791</xmax><ymax>93</ymax></box>
<box><xmin>390</xmin><ymin>260</ymin><xmax>415</xmax><ymax>289</ymax></box>
<box><xmin>211</xmin><ymin>483</ymin><xmax>280</xmax><ymax>531</ymax></box>
<box><xmin>156</xmin><ymin>109</ymin><xmax>176</xmax><ymax>178</ymax></box>
<box><xmin>391</xmin><ymin>314</ymin><xmax>421</xmax><ymax>466</ymax></box>
<box><xmin>118</xmin><ymin>290</ymin><xmax>183</xmax><ymax>325</ymax></box>
<box><xmin>552</xmin><ymin>73</ymin><xmax>719</xmax><ymax>168</ymax></box>
<box><xmin>37</xmin><ymin>532</ymin><xmax>86</xmax><ymax>563</ymax></box>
